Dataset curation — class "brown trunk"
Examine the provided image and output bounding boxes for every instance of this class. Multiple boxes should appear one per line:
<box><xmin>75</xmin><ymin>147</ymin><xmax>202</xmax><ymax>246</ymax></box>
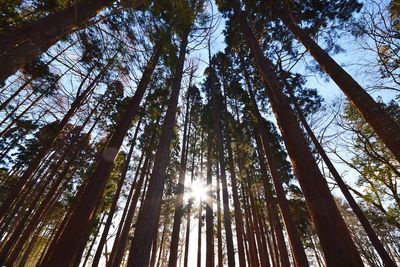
<box><xmin>183</xmin><ymin>126</ymin><xmax>198</xmax><ymax>267</ymax></box>
<box><xmin>210</xmin><ymin>70</ymin><xmax>235</xmax><ymax>267</ymax></box>
<box><xmin>168</xmin><ymin>87</ymin><xmax>192</xmax><ymax>267</ymax></box>
<box><xmin>0</xmin><ymin>58</ymin><xmax>113</xmax><ymax>224</ymax></box>
<box><xmin>81</xmin><ymin>212</ymin><xmax>106</xmax><ymax>267</ymax></box>
<box><xmin>91</xmin><ymin>122</ymin><xmax>141</xmax><ymax>267</ymax></box>
<box><xmin>234</xmin><ymin>5</ymin><xmax>363</xmax><ymax>266</ymax></box>
<box><xmin>245</xmin><ymin>175</ymin><xmax>270</xmax><ymax>267</ymax></box>
<box><xmin>288</xmin><ymin>89</ymin><xmax>396</xmax><ymax>267</ymax></box>
<box><xmin>280</xmin><ymin>0</ymin><xmax>400</xmax><ymax>163</ymax></box>
<box><xmin>216</xmin><ymin>167</ymin><xmax>224</xmax><ymax>267</ymax></box>
<box><xmin>255</xmin><ymin>197</ymin><xmax>273</xmax><ymax>267</ymax></box>
<box><xmin>0</xmin><ymin>0</ymin><xmax>141</xmax><ymax>83</ymax></box>
<box><xmin>41</xmin><ymin>45</ymin><xmax>161</xmax><ymax>267</ymax></box>
<box><xmin>108</xmin><ymin>153</ymin><xmax>151</xmax><ymax>267</ymax></box>
<box><xmin>242</xmin><ymin>182</ymin><xmax>260</xmax><ymax>267</ymax></box>
<box><xmin>225</xmin><ymin>124</ymin><xmax>246</xmax><ymax>267</ymax></box>
<box><xmin>244</xmin><ymin>72</ymin><xmax>309</xmax><ymax>267</ymax></box>
<box><xmin>127</xmin><ymin>32</ymin><xmax>189</xmax><ymax>267</ymax></box>
<box><xmin>197</xmin><ymin>199</ymin><xmax>202</xmax><ymax>267</ymax></box>
<box><xmin>107</xmin><ymin>148</ymin><xmax>145</xmax><ymax>266</ymax></box>
<box><xmin>205</xmin><ymin>116</ymin><xmax>214</xmax><ymax>267</ymax></box>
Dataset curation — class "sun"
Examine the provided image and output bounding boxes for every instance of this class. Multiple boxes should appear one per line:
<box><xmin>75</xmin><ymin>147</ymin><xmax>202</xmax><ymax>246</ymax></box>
<box><xmin>188</xmin><ymin>179</ymin><xmax>207</xmax><ymax>202</ymax></box>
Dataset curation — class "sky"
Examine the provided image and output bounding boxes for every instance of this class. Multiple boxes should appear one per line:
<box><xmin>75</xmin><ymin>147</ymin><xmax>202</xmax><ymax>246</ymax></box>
<box><xmin>80</xmin><ymin>0</ymin><xmax>399</xmax><ymax>265</ymax></box>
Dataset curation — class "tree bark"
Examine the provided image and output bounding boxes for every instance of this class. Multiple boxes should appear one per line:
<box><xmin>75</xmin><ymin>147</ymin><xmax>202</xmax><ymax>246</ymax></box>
<box><xmin>288</xmin><ymin>89</ymin><xmax>396</xmax><ymax>267</ymax></box>
<box><xmin>233</xmin><ymin>4</ymin><xmax>363</xmax><ymax>266</ymax></box>
<box><xmin>210</xmin><ymin>69</ymin><xmax>235</xmax><ymax>267</ymax></box>
<box><xmin>41</xmin><ymin>45</ymin><xmax>161</xmax><ymax>267</ymax></box>
<box><xmin>91</xmin><ymin>128</ymin><xmax>139</xmax><ymax>267</ymax></box>
<box><xmin>244</xmin><ymin>74</ymin><xmax>309</xmax><ymax>267</ymax></box>
<box><xmin>279</xmin><ymin>0</ymin><xmax>400</xmax><ymax>163</ymax></box>
<box><xmin>168</xmin><ymin>88</ymin><xmax>192</xmax><ymax>267</ymax></box>
<box><xmin>127</xmin><ymin>31</ymin><xmax>189</xmax><ymax>267</ymax></box>
<box><xmin>0</xmin><ymin>0</ymin><xmax>142</xmax><ymax>83</ymax></box>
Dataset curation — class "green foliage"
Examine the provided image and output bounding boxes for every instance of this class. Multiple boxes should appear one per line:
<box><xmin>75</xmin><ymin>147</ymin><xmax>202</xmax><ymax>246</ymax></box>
<box><xmin>343</xmin><ymin>101</ymin><xmax>400</xmax><ymax>226</ymax></box>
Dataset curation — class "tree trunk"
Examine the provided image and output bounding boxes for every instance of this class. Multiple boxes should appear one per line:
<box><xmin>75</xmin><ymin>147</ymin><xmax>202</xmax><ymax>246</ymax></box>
<box><xmin>279</xmin><ymin>0</ymin><xmax>400</xmax><ymax>163</ymax></box>
<box><xmin>244</xmin><ymin>72</ymin><xmax>309</xmax><ymax>267</ymax></box>
<box><xmin>107</xmin><ymin>148</ymin><xmax>145</xmax><ymax>266</ymax></box>
<box><xmin>168</xmin><ymin>88</ymin><xmax>192</xmax><ymax>267</ymax></box>
<box><xmin>210</xmin><ymin>69</ymin><xmax>235</xmax><ymax>267</ymax></box>
<box><xmin>40</xmin><ymin>45</ymin><xmax>161</xmax><ymax>267</ymax></box>
<box><xmin>224</xmin><ymin>117</ymin><xmax>246</xmax><ymax>267</ymax></box>
<box><xmin>216</xmin><ymin>166</ymin><xmax>224</xmax><ymax>267</ymax></box>
<box><xmin>242</xmin><ymin>182</ymin><xmax>260</xmax><ymax>267</ymax></box>
<box><xmin>197</xmin><ymin>199</ymin><xmax>202</xmax><ymax>267</ymax></box>
<box><xmin>91</xmin><ymin>122</ymin><xmax>141</xmax><ymax>266</ymax></box>
<box><xmin>205</xmin><ymin>114</ymin><xmax>214</xmax><ymax>267</ymax></box>
<box><xmin>127</xmin><ymin>31</ymin><xmax>189</xmax><ymax>267</ymax></box>
<box><xmin>109</xmin><ymin>153</ymin><xmax>151</xmax><ymax>267</ymax></box>
<box><xmin>234</xmin><ymin>5</ymin><xmax>363</xmax><ymax>266</ymax></box>
<box><xmin>0</xmin><ymin>0</ymin><xmax>142</xmax><ymax>83</ymax></box>
<box><xmin>288</xmin><ymin>89</ymin><xmax>396</xmax><ymax>267</ymax></box>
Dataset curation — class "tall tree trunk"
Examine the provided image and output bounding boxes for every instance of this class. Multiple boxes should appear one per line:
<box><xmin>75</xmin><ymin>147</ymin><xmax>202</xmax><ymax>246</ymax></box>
<box><xmin>41</xmin><ymin>45</ymin><xmax>161</xmax><ymax>267</ymax></box>
<box><xmin>109</xmin><ymin>153</ymin><xmax>151</xmax><ymax>267</ymax></box>
<box><xmin>244</xmin><ymin>72</ymin><xmax>309</xmax><ymax>267</ymax></box>
<box><xmin>0</xmin><ymin>57</ymin><xmax>113</xmax><ymax>224</ymax></box>
<box><xmin>107</xmin><ymin>148</ymin><xmax>145</xmax><ymax>266</ymax></box>
<box><xmin>91</xmin><ymin>129</ymin><xmax>139</xmax><ymax>267</ymax></box>
<box><xmin>210</xmin><ymin>70</ymin><xmax>235</xmax><ymax>267</ymax></box>
<box><xmin>183</xmin><ymin>125</ymin><xmax>198</xmax><ymax>267</ymax></box>
<box><xmin>0</xmin><ymin>0</ymin><xmax>142</xmax><ymax>83</ymax></box>
<box><xmin>205</xmin><ymin>114</ymin><xmax>214</xmax><ymax>267</ymax></box>
<box><xmin>197</xmin><ymin>199</ymin><xmax>202</xmax><ymax>267</ymax></box>
<box><xmin>233</xmin><ymin>4</ymin><xmax>363</xmax><ymax>266</ymax></box>
<box><xmin>127</xmin><ymin>31</ymin><xmax>189</xmax><ymax>267</ymax></box>
<box><xmin>81</xmin><ymin>212</ymin><xmax>107</xmax><ymax>267</ymax></box>
<box><xmin>242</xmin><ymin>182</ymin><xmax>260</xmax><ymax>267</ymax></box>
<box><xmin>168</xmin><ymin>88</ymin><xmax>192</xmax><ymax>267</ymax></box>
<box><xmin>224</xmin><ymin>120</ymin><xmax>246</xmax><ymax>267</ymax></box>
<box><xmin>245</xmin><ymin>174</ymin><xmax>271</xmax><ymax>267</ymax></box>
<box><xmin>288</xmin><ymin>88</ymin><xmax>396</xmax><ymax>267</ymax></box>
<box><xmin>279</xmin><ymin>0</ymin><xmax>400</xmax><ymax>163</ymax></box>
<box><xmin>215</xmin><ymin>167</ymin><xmax>224</xmax><ymax>267</ymax></box>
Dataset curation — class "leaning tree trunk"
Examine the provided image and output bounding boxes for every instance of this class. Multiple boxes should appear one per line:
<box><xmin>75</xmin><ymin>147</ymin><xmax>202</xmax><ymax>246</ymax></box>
<box><xmin>41</xmin><ymin>44</ymin><xmax>161</xmax><ymax>267</ymax></box>
<box><xmin>279</xmin><ymin>0</ymin><xmax>400</xmax><ymax>163</ymax></box>
<box><xmin>233</xmin><ymin>4</ymin><xmax>363</xmax><ymax>266</ymax></box>
<box><xmin>0</xmin><ymin>0</ymin><xmax>142</xmax><ymax>83</ymax></box>
<box><xmin>91</xmin><ymin>125</ymin><xmax>140</xmax><ymax>267</ymax></box>
<box><xmin>245</xmin><ymin>74</ymin><xmax>309</xmax><ymax>267</ymax></box>
<box><xmin>288</xmin><ymin>88</ymin><xmax>396</xmax><ymax>267</ymax></box>
<box><xmin>0</xmin><ymin>57</ymin><xmax>114</xmax><ymax>225</ymax></box>
<box><xmin>127</xmin><ymin>31</ymin><xmax>189</xmax><ymax>267</ymax></box>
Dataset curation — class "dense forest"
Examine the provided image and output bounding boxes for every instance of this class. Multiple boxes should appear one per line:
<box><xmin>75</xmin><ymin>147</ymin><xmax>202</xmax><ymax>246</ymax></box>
<box><xmin>0</xmin><ymin>0</ymin><xmax>399</xmax><ymax>266</ymax></box>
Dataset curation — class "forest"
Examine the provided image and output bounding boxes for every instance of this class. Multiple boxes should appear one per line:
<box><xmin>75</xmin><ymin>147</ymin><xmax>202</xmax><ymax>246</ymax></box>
<box><xmin>0</xmin><ymin>0</ymin><xmax>399</xmax><ymax>266</ymax></box>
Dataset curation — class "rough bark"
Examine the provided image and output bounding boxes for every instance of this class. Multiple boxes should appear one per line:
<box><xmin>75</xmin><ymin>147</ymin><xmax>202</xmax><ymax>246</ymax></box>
<box><xmin>233</xmin><ymin>4</ymin><xmax>363</xmax><ymax>266</ymax></box>
<box><xmin>127</xmin><ymin>32</ymin><xmax>189</xmax><ymax>267</ymax></box>
<box><xmin>289</xmin><ymin>89</ymin><xmax>396</xmax><ymax>267</ymax></box>
<box><xmin>41</xmin><ymin>45</ymin><xmax>161</xmax><ymax>267</ymax></box>
<box><xmin>0</xmin><ymin>0</ymin><xmax>141</xmax><ymax>83</ymax></box>
<box><xmin>280</xmin><ymin>0</ymin><xmax>400</xmax><ymax>163</ymax></box>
